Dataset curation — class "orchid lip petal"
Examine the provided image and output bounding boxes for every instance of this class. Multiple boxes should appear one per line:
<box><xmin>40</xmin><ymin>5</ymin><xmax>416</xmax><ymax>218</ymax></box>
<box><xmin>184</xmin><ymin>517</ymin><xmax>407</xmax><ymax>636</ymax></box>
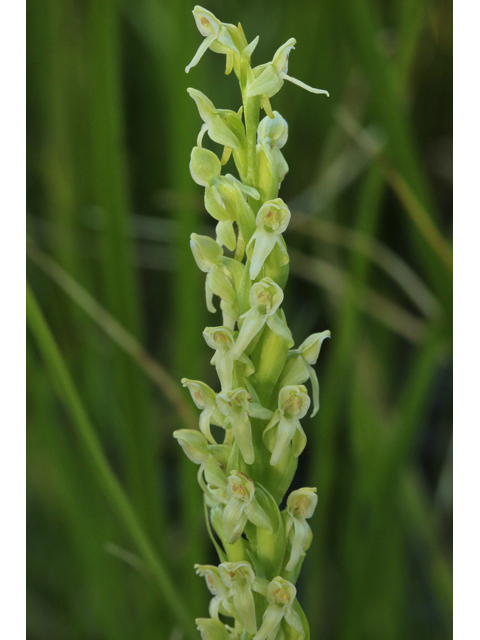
<box><xmin>249</xmin><ymin>230</ymin><xmax>277</xmax><ymax>279</ymax></box>
<box><xmin>186</xmin><ymin>34</ymin><xmax>216</xmax><ymax>73</ymax></box>
<box><xmin>270</xmin><ymin>417</ymin><xmax>297</xmax><ymax>466</ymax></box>
<box><xmin>282</xmin><ymin>72</ymin><xmax>329</xmax><ymax>95</ymax></box>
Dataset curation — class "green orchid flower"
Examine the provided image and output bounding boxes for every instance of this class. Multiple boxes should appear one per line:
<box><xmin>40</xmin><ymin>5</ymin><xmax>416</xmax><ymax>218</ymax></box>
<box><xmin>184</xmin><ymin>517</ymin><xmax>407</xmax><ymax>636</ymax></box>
<box><xmin>185</xmin><ymin>7</ymin><xmax>240</xmax><ymax>74</ymax></box>
<box><xmin>279</xmin><ymin>330</ymin><xmax>331</xmax><ymax>417</ymax></box>
<box><xmin>190</xmin><ymin>146</ymin><xmax>259</xmax><ymax>250</ymax></box>
<box><xmin>218</xmin><ymin>561</ymin><xmax>258</xmax><ymax>634</ymax></box>
<box><xmin>263</xmin><ymin>385</ymin><xmax>310</xmax><ymax>465</ymax></box>
<box><xmin>188</xmin><ymin>88</ymin><xmax>246</xmax><ymax>168</ymax></box>
<box><xmin>203</xmin><ymin>326</ymin><xmax>254</xmax><ymax>391</ymax></box>
<box><xmin>257</xmin><ymin>111</ymin><xmax>289</xmax><ymax>199</ymax></box>
<box><xmin>230</xmin><ymin>278</ymin><xmax>293</xmax><ymax>361</ymax></box>
<box><xmin>216</xmin><ymin>388</ymin><xmax>272</xmax><ymax>465</ymax></box>
<box><xmin>246</xmin><ymin>199</ymin><xmax>291</xmax><ymax>280</ymax></box>
<box><xmin>247</xmin><ymin>38</ymin><xmax>329</xmax><ymax>117</ymax></box>
<box><xmin>222</xmin><ymin>470</ymin><xmax>273</xmax><ymax>543</ymax></box>
<box><xmin>172</xmin><ymin>429</ymin><xmax>229</xmax><ymax>502</ymax></box>
<box><xmin>190</xmin><ymin>233</ymin><xmax>245</xmax><ymax>325</ymax></box>
<box><xmin>284</xmin><ymin>487</ymin><xmax>317</xmax><ymax>572</ymax></box>
<box><xmin>195</xmin><ymin>565</ymin><xmax>236</xmax><ymax>620</ymax></box>
<box><xmin>181</xmin><ymin>378</ymin><xmax>226</xmax><ymax>443</ymax></box>
<box><xmin>253</xmin><ymin>577</ymin><xmax>303</xmax><ymax>640</ymax></box>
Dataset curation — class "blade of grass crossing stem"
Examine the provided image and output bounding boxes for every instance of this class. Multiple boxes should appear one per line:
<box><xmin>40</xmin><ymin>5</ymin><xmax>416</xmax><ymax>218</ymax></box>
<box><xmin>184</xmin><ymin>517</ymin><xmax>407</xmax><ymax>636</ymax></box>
<box><xmin>86</xmin><ymin>0</ymin><xmax>163</xmax><ymax>543</ymax></box>
<box><xmin>26</xmin><ymin>283</ymin><xmax>198</xmax><ymax>640</ymax></box>
<box><xmin>305</xmin><ymin>167</ymin><xmax>385</xmax><ymax>635</ymax></box>
<box><xmin>27</xmin><ymin>241</ymin><xmax>198</xmax><ymax>431</ymax></box>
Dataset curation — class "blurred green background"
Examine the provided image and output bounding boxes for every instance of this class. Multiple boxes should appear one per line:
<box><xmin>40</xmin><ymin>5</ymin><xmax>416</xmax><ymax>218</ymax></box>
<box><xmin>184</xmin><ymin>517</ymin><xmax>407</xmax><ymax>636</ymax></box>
<box><xmin>26</xmin><ymin>0</ymin><xmax>452</xmax><ymax>638</ymax></box>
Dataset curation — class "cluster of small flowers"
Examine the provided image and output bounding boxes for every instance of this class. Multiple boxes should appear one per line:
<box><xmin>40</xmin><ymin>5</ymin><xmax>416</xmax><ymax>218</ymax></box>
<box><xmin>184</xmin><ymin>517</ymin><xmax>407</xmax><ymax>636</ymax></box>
<box><xmin>173</xmin><ymin>7</ymin><xmax>329</xmax><ymax>639</ymax></box>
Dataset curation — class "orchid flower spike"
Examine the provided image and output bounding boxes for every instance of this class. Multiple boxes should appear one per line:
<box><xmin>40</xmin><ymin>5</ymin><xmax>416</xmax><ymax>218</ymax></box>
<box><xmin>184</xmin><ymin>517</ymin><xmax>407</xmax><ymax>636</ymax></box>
<box><xmin>263</xmin><ymin>385</ymin><xmax>310</xmax><ymax>465</ymax></box>
<box><xmin>253</xmin><ymin>577</ymin><xmax>303</xmax><ymax>640</ymax></box>
<box><xmin>222</xmin><ymin>470</ymin><xmax>273</xmax><ymax>543</ymax></box>
<box><xmin>246</xmin><ymin>199</ymin><xmax>291</xmax><ymax>280</ymax></box>
<box><xmin>218</xmin><ymin>562</ymin><xmax>257</xmax><ymax>634</ymax></box>
<box><xmin>180</xmin><ymin>10</ymin><xmax>331</xmax><ymax>636</ymax></box>
<box><xmin>284</xmin><ymin>487</ymin><xmax>317</xmax><ymax>571</ymax></box>
<box><xmin>247</xmin><ymin>38</ymin><xmax>329</xmax><ymax>117</ymax></box>
<box><xmin>230</xmin><ymin>278</ymin><xmax>293</xmax><ymax>361</ymax></box>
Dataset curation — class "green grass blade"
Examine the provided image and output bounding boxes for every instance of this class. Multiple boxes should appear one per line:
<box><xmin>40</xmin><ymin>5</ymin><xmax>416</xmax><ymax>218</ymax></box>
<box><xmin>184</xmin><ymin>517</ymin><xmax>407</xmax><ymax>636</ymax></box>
<box><xmin>27</xmin><ymin>240</ymin><xmax>197</xmax><ymax>431</ymax></box>
<box><xmin>26</xmin><ymin>282</ymin><xmax>198</xmax><ymax>640</ymax></box>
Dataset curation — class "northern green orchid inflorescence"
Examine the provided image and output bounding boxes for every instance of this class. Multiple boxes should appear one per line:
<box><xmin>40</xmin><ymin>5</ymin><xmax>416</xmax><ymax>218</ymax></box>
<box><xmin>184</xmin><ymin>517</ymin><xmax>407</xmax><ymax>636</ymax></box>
<box><xmin>176</xmin><ymin>7</ymin><xmax>329</xmax><ymax>638</ymax></box>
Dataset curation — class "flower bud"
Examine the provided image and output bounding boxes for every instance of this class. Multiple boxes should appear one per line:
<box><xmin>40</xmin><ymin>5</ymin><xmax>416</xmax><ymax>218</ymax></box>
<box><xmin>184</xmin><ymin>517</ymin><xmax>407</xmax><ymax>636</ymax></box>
<box><xmin>284</xmin><ymin>488</ymin><xmax>317</xmax><ymax>572</ymax></box>
<box><xmin>190</xmin><ymin>146</ymin><xmax>222</xmax><ymax>187</ymax></box>
<box><xmin>258</xmin><ymin>111</ymin><xmax>288</xmax><ymax>149</ymax></box>
<box><xmin>287</xmin><ymin>487</ymin><xmax>317</xmax><ymax>519</ymax></box>
<box><xmin>191</xmin><ymin>233</ymin><xmax>224</xmax><ymax>273</ymax></box>
<box><xmin>196</xmin><ymin>618</ymin><xmax>236</xmax><ymax>640</ymax></box>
